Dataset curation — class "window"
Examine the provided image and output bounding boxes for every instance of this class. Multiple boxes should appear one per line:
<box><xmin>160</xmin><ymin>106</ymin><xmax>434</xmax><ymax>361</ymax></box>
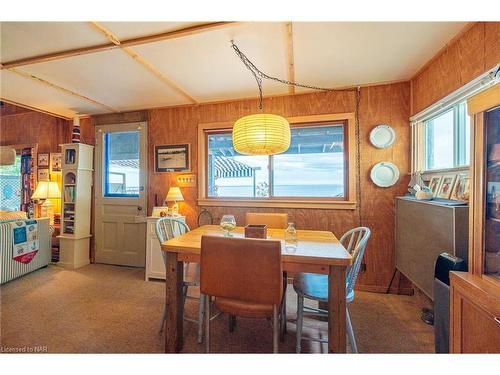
<box><xmin>206</xmin><ymin>122</ymin><xmax>347</xmax><ymax>200</ymax></box>
<box><xmin>0</xmin><ymin>155</ymin><xmax>22</xmax><ymax>211</ymax></box>
<box><xmin>104</xmin><ymin>131</ymin><xmax>140</xmax><ymax>197</ymax></box>
<box><xmin>424</xmin><ymin>101</ymin><xmax>470</xmax><ymax>170</ymax></box>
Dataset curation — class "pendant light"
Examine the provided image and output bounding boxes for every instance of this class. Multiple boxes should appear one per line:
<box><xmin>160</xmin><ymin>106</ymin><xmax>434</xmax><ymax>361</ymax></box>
<box><xmin>233</xmin><ymin>113</ymin><xmax>290</xmax><ymax>155</ymax></box>
<box><xmin>231</xmin><ymin>42</ymin><xmax>290</xmax><ymax>156</ymax></box>
<box><xmin>230</xmin><ymin>41</ymin><xmax>360</xmax><ymax>157</ymax></box>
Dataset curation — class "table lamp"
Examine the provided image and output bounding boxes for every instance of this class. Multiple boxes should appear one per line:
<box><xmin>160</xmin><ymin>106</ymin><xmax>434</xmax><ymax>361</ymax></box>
<box><xmin>166</xmin><ymin>187</ymin><xmax>184</xmax><ymax>215</ymax></box>
<box><xmin>32</xmin><ymin>181</ymin><xmax>61</xmax><ymax>225</ymax></box>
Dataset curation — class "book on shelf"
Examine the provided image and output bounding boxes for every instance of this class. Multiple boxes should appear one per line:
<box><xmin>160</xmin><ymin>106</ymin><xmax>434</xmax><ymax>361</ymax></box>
<box><xmin>64</xmin><ymin>186</ymin><xmax>76</xmax><ymax>202</ymax></box>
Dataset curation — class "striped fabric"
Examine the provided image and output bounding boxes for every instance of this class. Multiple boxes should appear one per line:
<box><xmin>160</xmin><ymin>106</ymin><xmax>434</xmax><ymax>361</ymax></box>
<box><xmin>214</xmin><ymin>156</ymin><xmax>256</xmax><ymax>178</ymax></box>
<box><xmin>0</xmin><ymin>211</ymin><xmax>28</xmax><ymax>221</ymax></box>
<box><xmin>0</xmin><ymin>217</ymin><xmax>51</xmax><ymax>284</ymax></box>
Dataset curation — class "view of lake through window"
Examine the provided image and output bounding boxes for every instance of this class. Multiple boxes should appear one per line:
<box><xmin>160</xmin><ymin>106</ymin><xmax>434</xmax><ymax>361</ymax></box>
<box><xmin>207</xmin><ymin>124</ymin><xmax>345</xmax><ymax>198</ymax></box>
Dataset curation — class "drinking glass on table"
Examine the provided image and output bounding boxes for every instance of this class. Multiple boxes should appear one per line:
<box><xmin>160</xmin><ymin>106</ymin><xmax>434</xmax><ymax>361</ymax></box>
<box><xmin>220</xmin><ymin>215</ymin><xmax>236</xmax><ymax>237</ymax></box>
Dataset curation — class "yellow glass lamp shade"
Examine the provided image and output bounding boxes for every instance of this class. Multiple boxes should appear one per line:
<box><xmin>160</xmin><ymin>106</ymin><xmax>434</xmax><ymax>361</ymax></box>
<box><xmin>32</xmin><ymin>181</ymin><xmax>61</xmax><ymax>225</ymax></box>
<box><xmin>166</xmin><ymin>187</ymin><xmax>184</xmax><ymax>202</ymax></box>
<box><xmin>233</xmin><ymin>114</ymin><xmax>291</xmax><ymax>155</ymax></box>
<box><xmin>32</xmin><ymin>181</ymin><xmax>61</xmax><ymax>200</ymax></box>
<box><xmin>165</xmin><ymin>187</ymin><xmax>184</xmax><ymax>215</ymax></box>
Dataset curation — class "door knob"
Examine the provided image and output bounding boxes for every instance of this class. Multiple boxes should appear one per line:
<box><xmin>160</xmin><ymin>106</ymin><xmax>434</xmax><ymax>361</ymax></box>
<box><xmin>137</xmin><ymin>206</ymin><xmax>143</xmax><ymax>211</ymax></box>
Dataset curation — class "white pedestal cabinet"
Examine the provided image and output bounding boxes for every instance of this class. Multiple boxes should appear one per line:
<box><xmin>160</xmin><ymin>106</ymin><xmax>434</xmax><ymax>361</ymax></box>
<box><xmin>57</xmin><ymin>143</ymin><xmax>94</xmax><ymax>269</ymax></box>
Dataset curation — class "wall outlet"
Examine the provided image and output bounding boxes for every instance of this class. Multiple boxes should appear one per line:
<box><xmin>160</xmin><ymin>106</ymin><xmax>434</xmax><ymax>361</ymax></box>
<box><xmin>177</xmin><ymin>174</ymin><xmax>197</xmax><ymax>187</ymax></box>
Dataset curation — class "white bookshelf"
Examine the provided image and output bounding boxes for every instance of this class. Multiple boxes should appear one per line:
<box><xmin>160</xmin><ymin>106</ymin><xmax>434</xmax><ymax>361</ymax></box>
<box><xmin>58</xmin><ymin>143</ymin><xmax>94</xmax><ymax>269</ymax></box>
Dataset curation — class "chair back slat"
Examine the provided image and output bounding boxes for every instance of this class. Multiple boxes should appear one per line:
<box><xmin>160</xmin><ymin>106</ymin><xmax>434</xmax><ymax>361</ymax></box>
<box><xmin>339</xmin><ymin>227</ymin><xmax>371</xmax><ymax>296</ymax></box>
<box><xmin>155</xmin><ymin>217</ymin><xmax>190</xmax><ymax>264</ymax></box>
<box><xmin>200</xmin><ymin>235</ymin><xmax>283</xmax><ymax>305</ymax></box>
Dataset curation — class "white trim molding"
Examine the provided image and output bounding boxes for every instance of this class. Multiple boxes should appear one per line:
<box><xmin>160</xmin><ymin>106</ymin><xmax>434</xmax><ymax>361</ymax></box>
<box><xmin>410</xmin><ymin>64</ymin><xmax>499</xmax><ymax>125</ymax></box>
<box><xmin>410</xmin><ymin>64</ymin><xmax>499</xmax><ymax>174</ymax></box>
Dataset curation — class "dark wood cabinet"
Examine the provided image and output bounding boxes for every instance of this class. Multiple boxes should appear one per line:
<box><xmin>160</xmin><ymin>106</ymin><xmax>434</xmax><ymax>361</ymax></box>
<box><xmin>450</xmin><ymin>84</ymin><xmax>500</xmax><ymax>353</ymax></box>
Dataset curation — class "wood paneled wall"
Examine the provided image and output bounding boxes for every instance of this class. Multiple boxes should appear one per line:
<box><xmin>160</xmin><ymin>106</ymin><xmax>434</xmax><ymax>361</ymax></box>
<box><xmin>0</xmin><ymin>102</ymin><xmax>71</xmax><ymax>153</ymax></box>
<box><xmin>411</xmin><ymin>22</ymin><xmax>500</xmax><ymax>115</ymax></box>
<box><xmin>148</xmin><ymin>82</ymin><xmax>411</xmax><ymax>292</ymax></box>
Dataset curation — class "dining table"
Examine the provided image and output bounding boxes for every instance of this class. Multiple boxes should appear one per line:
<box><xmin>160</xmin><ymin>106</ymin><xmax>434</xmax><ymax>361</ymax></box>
<box><xmin>161</xmin><ymin>224</ymin><xmax>352</xmax><ymax>353</ymax></box>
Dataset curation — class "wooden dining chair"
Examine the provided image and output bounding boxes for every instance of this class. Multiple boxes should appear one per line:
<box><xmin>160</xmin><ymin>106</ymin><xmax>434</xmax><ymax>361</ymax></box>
<box><xmin>293</xmin><ymin>226</ymin><xmax>371</xmax><ymax>353</ymax></box>
<box><xmin>200</xmin><ymin>235</ymin><xmax>285</xmax><ymax>353</ymax></box>
<box><xmin>245</xmin><ymin>212</ymin><xmax>288</xmax><ymax>229</ymax></box>
<box><xmin>155</xmin><ymin>217</ymin><xmax>205</xmax><ymax>343</ymax></box>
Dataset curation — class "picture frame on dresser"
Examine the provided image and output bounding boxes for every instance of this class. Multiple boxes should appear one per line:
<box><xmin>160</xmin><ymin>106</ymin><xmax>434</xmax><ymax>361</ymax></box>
<box><xmin>450</xmin><ymin>173</ymin><xmax>470</xmax><ymax>201</ymax></box>
<box><xmin>436</xmin><ymin>174</ymin><xmax>456</xmax><ymax>199</ymax></box>
<box><xmin>428</xmin><ymin>175</ymin><xmax>442</xmax><ymax>196</ymax></box>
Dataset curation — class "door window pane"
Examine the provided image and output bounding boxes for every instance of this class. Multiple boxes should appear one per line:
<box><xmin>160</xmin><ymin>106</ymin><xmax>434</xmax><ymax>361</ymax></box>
<box><xmin>207</xmin><ymin>133</ymin><xmax>269</xmax><ymax>198</ymax></box>
<box><xmin>273</xmin><ymin>125</ymin><xmax>345</xmax><ymax>197</ymax></box>
<box><xmin>425</xmin><ymin>109</ymin><xmax>454</xmax><ymax>170</ymax></box>
<box><xmin>0</xmin><ymin>155</ymin><xmax>22</xmax><ymax>210</ymax></box>
<box><xmin>104</xmin><ymin>131</ymin><xmax>140</xmax><ymax>197</ymax></box>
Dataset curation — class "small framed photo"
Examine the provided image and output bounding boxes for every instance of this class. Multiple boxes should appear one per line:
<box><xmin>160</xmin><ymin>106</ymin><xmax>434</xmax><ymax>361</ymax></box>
<box><xmin>436</xmin><ymin>174</ymin><xmax>457</xmax><ymax>199</ymax></box>
<box><xmin>37</xmin><ymin>168</ymin><xmax>49</xmax><ymax>181</ymax></box>
<box><xmin>50</xmin><ymin>153</ymin><xmax>62</xmax><ymax>172</ymax></box>
<box><xmin>450</xmin><ymin>173</ymin><xmax>470</xmax><ymax>201</ymax></box>
<box><xmin>428</xmin><ymin>175</ymin><xmax>442</xmax><ymax>196</ymax></box>
<box><xmin>38</xmin><ymin>153</ymin><xmax>49</xmax><ymax>167</ymax></box>
<box><xmin>155</xmin><ymin>144</ymin><xmax>190</xmax><ymax>172</ymax></box>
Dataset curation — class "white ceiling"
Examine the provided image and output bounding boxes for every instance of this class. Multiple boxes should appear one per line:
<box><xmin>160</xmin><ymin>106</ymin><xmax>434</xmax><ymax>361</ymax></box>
<box><xmin>0</xmin><ymin>21</ymin><xmax>468</xmax><ymax>118</ymax></box>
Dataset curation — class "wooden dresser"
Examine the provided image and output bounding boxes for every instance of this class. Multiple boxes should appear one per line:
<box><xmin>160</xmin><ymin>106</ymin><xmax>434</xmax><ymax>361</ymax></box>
<box><xmin>449</xmin><ymin>84</ymin><xmax>500</xmax><ymax>353</ymax></box>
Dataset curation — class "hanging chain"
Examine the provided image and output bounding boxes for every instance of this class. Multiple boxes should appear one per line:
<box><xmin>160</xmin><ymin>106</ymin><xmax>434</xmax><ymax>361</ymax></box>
<box><xmin>231</xmin><ymin>41</ymin><xmax>358</xmax><ymax>110</ymax></box>
<box><xmin>354</xmin><ymin>87</ymin><xmax>362</xmax><ymax>227</ymax></box>
<box><xmin>232</xmin><ymin>41</ymin><xmax>362</xmax><ymax>225</ymax></box>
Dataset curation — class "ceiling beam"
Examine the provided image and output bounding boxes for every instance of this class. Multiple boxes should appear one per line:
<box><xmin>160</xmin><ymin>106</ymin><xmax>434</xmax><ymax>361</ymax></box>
<box><xmin>0</xmin><ymin>97</ymin><xmax>72</xmax><ymax>120</ymax></box>
<box><xmin>88</xmin><ymin>22</ymin><xmax>198</xmax><ymax>104</ymax></box>
<box><xmin>9</xmin><ymin>68</ymin><xmax>118</xmax><ymax>113</ymax></box>
<box><xmin>1</xmin><ymin>22</ymin><xmax>240</xmax><ymax>69</ymax></box>
<box><xmin>285</xmin><ymin>22</ymin><xmax>295</xmax><ymax>94</ymax></box>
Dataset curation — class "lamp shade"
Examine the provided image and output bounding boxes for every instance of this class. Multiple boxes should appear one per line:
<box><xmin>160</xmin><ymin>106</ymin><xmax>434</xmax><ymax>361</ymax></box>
<box><xmin>233</xmin><ymin>114</ymin><xmax>291</xmax><ymax>155</ymax></box>
<box><xmin>166</xmin><ymin>187</ymin><xmax>184</xmax><ymax>202</ymax></box>
<box><xmin>32</xmin><ymin>181</ymin><xmax>61</xmax><ymax>200</ymax></box>
<box><xmin>0</xmin><ymin>146</ymin><xmax>16</xmax><ymax>166</ymax></box>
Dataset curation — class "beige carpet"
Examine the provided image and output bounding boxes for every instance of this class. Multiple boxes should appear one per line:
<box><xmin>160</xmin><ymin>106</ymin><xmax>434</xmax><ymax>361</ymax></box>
<box><xmin>0</xmin><ymin>264</ymin><xmax>433</xmax><ymax>353</ymax></box>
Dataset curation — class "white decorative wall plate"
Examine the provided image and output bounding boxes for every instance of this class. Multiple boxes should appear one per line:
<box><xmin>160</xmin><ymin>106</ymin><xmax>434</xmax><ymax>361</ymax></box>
<box><xmin>370</xmin><ymin>124</ymin><xmax>396</xmax><ymax>149</ymax></box>
<box><xmin>370</xmin><ymin>162</ymin><xmax>400</xmax><ymax>187</ymax></box>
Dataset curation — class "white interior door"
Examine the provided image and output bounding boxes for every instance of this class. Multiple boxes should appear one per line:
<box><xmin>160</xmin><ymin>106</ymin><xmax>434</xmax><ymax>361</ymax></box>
<box><xmin>94</xmin><ymin>122</ymin><xmax>147</xmax><ymax>267</ymax></box>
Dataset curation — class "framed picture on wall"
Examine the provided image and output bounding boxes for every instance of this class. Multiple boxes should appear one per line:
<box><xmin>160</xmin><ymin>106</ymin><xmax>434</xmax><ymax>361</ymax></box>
<box><xmin>436</xmin><ymin>174</ymin><xmax>457</xmax><ymax>199</ymax></box>
<box><xmin>37</xmin><ymin>168</ymin><xmax>49</xmax><ymax>181</ymax></box>
<box><xmin>155</xmin><ymin>144</ymin><xmax>190</xmax><ymax>172</ymax></box>
<box><xmin>50</xmin><ymin>153</ymin><xmax>62</xmax><ymax>172</ymax></box>
<box><xmin>37</xmin><ymin>153</ymin><xmax>49</xmax><ymax>167</ymax></box>
<box><xmin>428</xmin><ymin>175</ymin><xmax>442</xmax><ymax>197</ymax></box>
<box><xmin>450</xmin><ymin>173</ymin><xmax>470</xmax><ymax>201</ymax></box>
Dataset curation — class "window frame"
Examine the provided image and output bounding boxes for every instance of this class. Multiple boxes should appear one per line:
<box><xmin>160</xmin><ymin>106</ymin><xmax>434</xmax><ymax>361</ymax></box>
<box><xmin>103</xmin><ymin>131</ymin><xmax>140</xmax><ymax>198</ymax></box>
<box><xmin>418</xmin><ymin>100</ymin><xmax>470</xmax><ymax>173</ymax></box>
<box><xmin>197</xmin><ymin>113</ymin><xmax>357</xmax><ymax>210</ymax></box>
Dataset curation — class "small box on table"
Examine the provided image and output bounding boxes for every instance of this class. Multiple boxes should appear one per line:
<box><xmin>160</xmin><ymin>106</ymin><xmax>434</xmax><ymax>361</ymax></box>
<box><xmin>244</xmin><ymin>224</ymin><xmax>267</xmax><ymax>239</ymax></box>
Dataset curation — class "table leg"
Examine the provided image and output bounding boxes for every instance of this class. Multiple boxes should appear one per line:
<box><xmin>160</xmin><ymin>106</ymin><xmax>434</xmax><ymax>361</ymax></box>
<box><xmin>165</xmin><ymin>252</ymin><xmax>184</xmax><ymax>353</ymax></box>
<box><xmin>328</xmin><ymin>265</ymin><xmax>347</xmax><ymax>353</ymax></box>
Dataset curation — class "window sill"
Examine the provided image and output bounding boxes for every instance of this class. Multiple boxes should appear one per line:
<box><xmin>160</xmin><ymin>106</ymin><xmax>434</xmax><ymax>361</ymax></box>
<box><xmin>197</xmin><ymin>199</ymin><xmax>357</xmax><ymax>210</ymax></box>
<box><xmin>421</xmin><ymin>166</ymin><xmax>470</xmax><ymax>178</ymax></box>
